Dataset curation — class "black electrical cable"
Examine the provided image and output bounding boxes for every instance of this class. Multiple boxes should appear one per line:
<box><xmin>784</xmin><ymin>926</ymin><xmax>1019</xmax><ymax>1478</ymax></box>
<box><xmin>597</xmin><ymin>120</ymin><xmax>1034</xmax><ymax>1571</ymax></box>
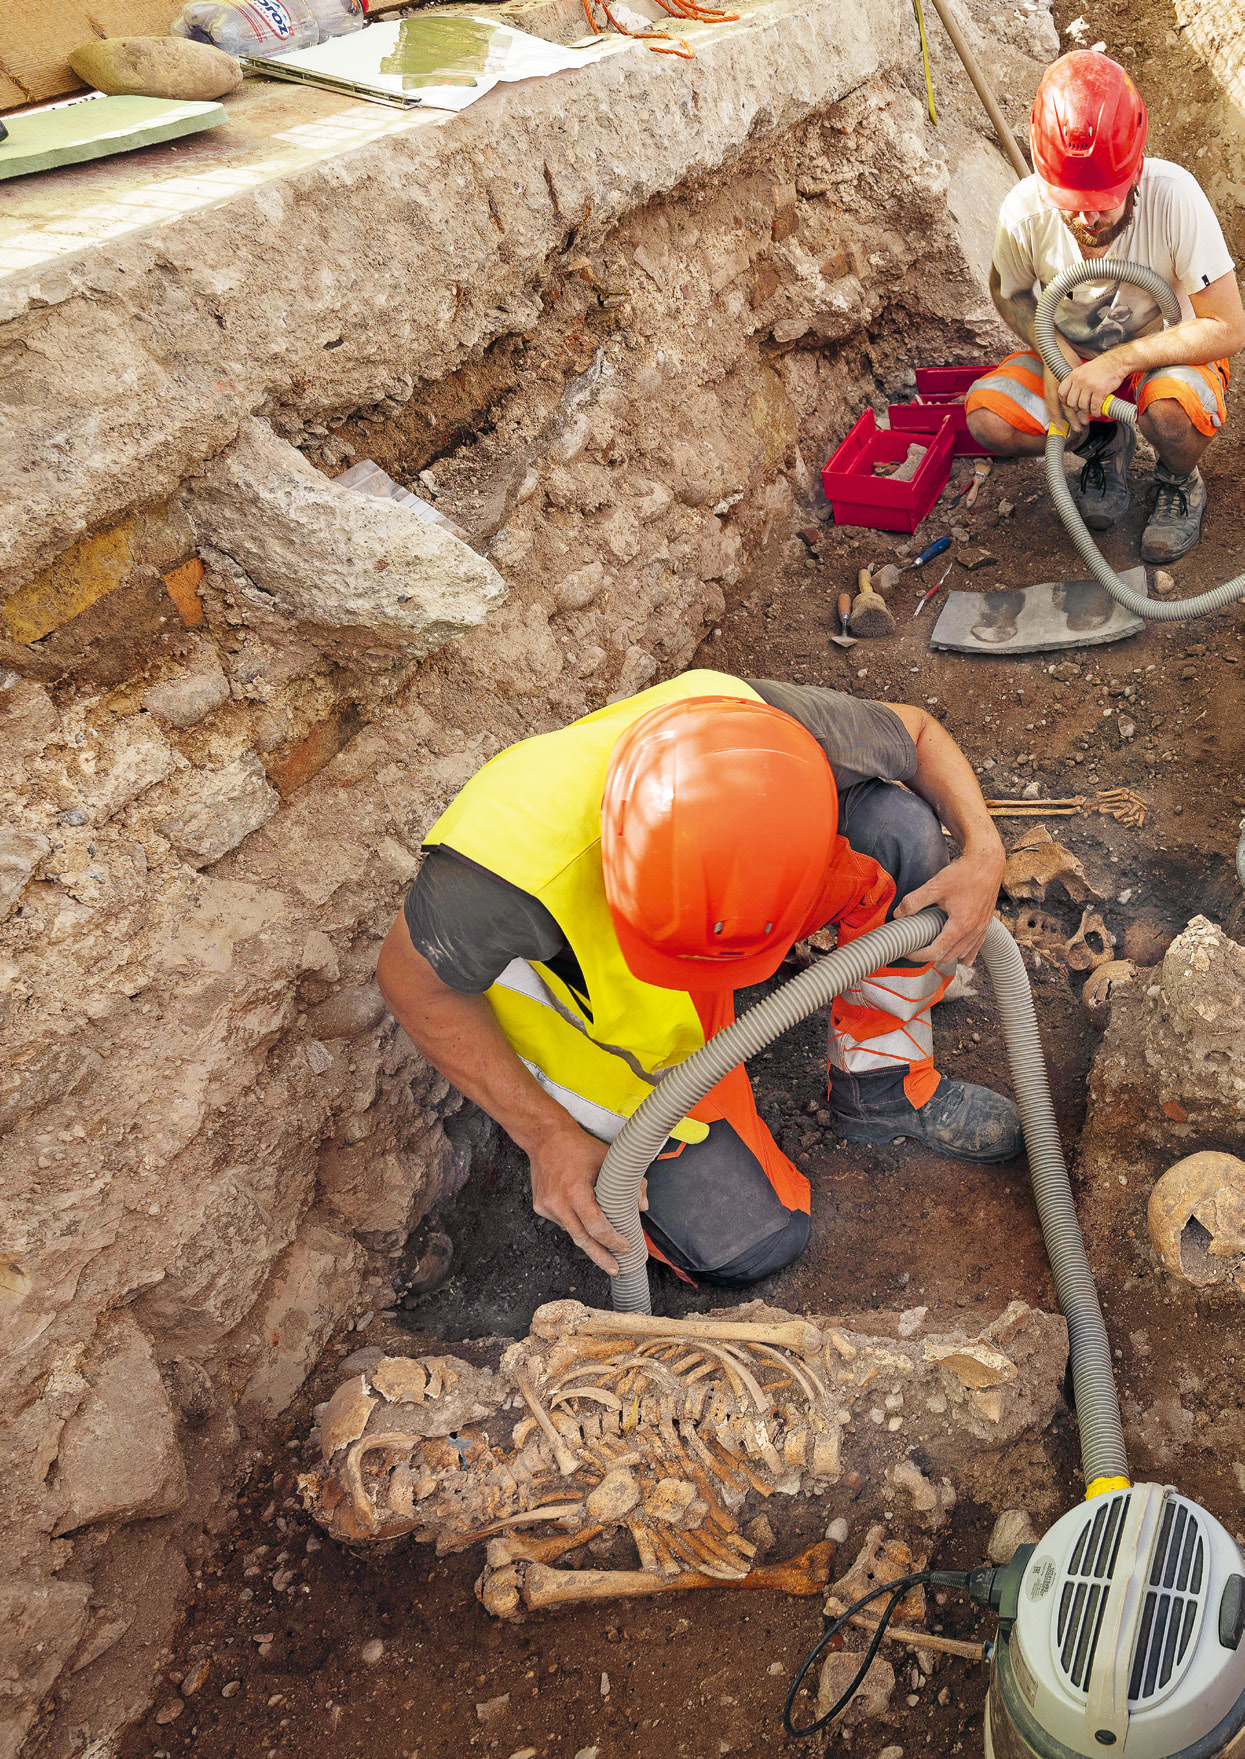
<box><xmin>783</xmin><ymin>1568</ymin><xmax>975</xmax><ymax>1740</ymax></box>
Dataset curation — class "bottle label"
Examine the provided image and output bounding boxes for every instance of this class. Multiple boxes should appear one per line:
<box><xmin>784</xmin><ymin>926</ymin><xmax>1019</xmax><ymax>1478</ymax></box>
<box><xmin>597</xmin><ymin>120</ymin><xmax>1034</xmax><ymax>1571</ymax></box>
<box><xmin>238</xmin><ymin>0</ymin><xmax>296</xmax><ymax>40</ymax></box>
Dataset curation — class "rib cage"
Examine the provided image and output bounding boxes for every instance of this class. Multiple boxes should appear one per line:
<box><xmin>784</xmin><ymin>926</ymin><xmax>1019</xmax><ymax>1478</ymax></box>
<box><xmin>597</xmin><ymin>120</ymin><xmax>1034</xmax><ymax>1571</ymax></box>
<box><xmin>298</xmin><ymin>1297</ymin><xmax>1066</xmax><ymax>1618</ymax></box>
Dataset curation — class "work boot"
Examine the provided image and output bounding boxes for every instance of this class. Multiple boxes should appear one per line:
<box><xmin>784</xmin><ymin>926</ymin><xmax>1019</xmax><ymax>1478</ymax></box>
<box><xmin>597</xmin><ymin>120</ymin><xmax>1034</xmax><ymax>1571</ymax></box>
<box><xmin>830</xmin><ymin>1073</ymin><xmax>1022</xmax><ymax>1163</ymax></box>
<box><xmin>1140</xmin><ymin>463</ymin><xmax>1207</xmax><ymax>563</ymax></box>
<box><xmin>1073</xmin><ymin>420</ymin><xmax>1135</xmax><ymax>531</ymax></box>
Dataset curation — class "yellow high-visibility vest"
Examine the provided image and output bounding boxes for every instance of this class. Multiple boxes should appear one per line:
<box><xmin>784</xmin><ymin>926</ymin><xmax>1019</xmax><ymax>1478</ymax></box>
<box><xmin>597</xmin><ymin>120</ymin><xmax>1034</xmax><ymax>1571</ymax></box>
<box><xmin>422</xmin><ymin>670</ymin><xmax>763</xmax><ymax>1142</ymax></box>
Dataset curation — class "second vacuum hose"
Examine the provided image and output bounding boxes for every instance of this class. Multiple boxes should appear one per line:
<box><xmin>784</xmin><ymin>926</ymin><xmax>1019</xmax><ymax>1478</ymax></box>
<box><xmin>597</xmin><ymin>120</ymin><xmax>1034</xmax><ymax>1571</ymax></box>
<box><xmin>1036</xmin><ymin>259</ymin><xmax>1245</xmax><ymax>622</ymax></box>
<box><xmin>594</xmin><ymin>912</ymin><xmax>1128</xmax><ymax>1491</ymax></box>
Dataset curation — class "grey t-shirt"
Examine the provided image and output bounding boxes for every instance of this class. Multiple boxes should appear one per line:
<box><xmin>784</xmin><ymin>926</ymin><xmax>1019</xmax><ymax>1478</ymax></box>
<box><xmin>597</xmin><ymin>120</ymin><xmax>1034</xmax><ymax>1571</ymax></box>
<box><xmin>404</xmin><ymin>681</ymin><xmax>916</xmax><ymax>996</ymax></box>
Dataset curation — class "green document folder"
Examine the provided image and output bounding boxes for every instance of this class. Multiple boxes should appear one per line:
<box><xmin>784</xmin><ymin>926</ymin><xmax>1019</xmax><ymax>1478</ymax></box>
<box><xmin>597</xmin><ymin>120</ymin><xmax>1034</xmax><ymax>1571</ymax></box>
<box><xmin>0</xmin><ymin>94</ymin><xmax>227</xmax><ymax>181</ymax></box>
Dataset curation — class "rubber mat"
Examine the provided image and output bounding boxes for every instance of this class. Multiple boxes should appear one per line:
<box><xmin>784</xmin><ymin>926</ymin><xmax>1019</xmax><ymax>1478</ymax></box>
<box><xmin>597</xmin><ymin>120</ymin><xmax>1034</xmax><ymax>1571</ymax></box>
<box><xmin>928</xmin><ymin>567</ymin><xmax>1149</xmax><ymax>654</ymax></box>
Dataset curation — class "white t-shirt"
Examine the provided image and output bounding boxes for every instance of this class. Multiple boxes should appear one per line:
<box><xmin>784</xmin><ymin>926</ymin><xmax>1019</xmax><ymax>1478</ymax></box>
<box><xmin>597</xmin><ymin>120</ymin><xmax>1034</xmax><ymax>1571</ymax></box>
<box><xmin>993</xmin><ymin>158</ymin><xmax>1236</xmax><ymax>358</ymax></box>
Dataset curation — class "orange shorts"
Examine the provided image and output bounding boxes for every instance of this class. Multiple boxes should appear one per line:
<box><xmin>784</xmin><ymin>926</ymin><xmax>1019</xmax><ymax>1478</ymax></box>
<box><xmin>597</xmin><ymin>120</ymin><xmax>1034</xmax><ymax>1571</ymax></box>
<box><xmin>965</xmin><ymin>348</ymin><xmax>1231</xmax><ymax>439</ymax></box>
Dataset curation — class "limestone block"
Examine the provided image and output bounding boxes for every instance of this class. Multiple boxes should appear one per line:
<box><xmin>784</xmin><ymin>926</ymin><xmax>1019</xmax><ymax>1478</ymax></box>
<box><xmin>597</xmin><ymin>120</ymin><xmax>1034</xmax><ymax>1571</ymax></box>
<box><xmin>141</xmin><ymin>639</ymin><xmax>230</xmax><ymax>729</ymax></box>
<box><xmin>82</xmin><ymin>731</ymin><xmax>177</xmax><ymax>826</ymax></box>
<box><xmin>553</xmin><ymin>562</ymin><xmax>606</xmax><ymax>613</ymax></box>
<box><xmin>51</xmin><ymin>1313</ymin><xmax>187</xmax><ymax>1535</ymax></box>
<box><xmin>0</xmin><ymin>826</ymin><xmax>50</xmax><ymax>921</ymax></box>
<box><xmin>182</xmin><ymin>421</ymin><xmax>507</xmax><ymax>654</ymax></box>
<box><xmin>0</xmin><ymin>678</ymin><xmax>58</xmax><ymax>774</ymax></box>
<box><xmin>1146</xmin><ymin>917</ymin><xmax>1245</xmax><ymax>1123</ymax></box>
<box><xmin>69</xmin><ymin>37</ymin><xmax>242</xmax><ymax>100</ymax></box>
<box><xmin>239</xmin><ymin>1217</ymin><xmax>365</xmax><ymax>1420</ymax></box>
<box><xmin>305</xmin><ymin>983</ymin><xmax>387</xmax><ymax>1041</ymax></box>
<box><xmin>153</xmin><ymin>753</ymin><xmax>280</xmax><ymax>867</ymax></box>
<box><xmin>0</xmin><ymin>1578</ymin><xmax>92</xmax><ymax>1759</ymax></box>
<box><xmin>318</xmin><ymin>1145</ymin><xmax>431</xmax><ymax>1238</ymax></box>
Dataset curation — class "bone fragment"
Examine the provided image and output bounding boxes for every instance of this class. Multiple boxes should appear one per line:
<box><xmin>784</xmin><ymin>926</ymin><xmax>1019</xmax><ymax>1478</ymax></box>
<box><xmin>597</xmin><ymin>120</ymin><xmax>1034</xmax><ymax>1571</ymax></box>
<box><xmin>1148</xmin><ymin>1152</ymin><xmax>1245</xmax><ymax>1288</ymax></box>
<box><xmin>586</xmin><ymin>1469</ymin><xmax>640</xmax><ymax>1523</ymax></box>
<box><xmin>849</xmin><ymin>1615</ymin><xmax>986</xmax><ymax>1662</ymax></box>
<box><xmin>514</xmin><ymin>1367</ymin><xmax>579</xmax><ymax>1477</ymax></box>
<box><xmin>922</xmin><ymin>1340</ymin><xmax>1018</xmax><ymax>1388</ymax></box>
<box><xmin>519</xmin><ymin>1540</ymin><xmax>834</xmax><ymax>1609</ymax></box>
<box><xmin>320</xmin><ymin>1376</ymin><xmax>378</xmax><ymax>1459</ymax></box>
<box><xmin>554</xmin><ymin>1307</ymin><xmax>823</xmax><ymax>1356</ymax></box>
<box><xmin>371</xmin><ymin>1359</ymin><xmax>428</xmax><ymax>1404</ymax></box>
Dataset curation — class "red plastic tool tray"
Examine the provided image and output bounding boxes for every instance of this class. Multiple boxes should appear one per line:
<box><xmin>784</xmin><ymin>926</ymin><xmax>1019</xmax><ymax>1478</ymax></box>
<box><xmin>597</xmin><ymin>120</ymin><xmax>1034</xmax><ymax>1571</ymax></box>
<box><xmin>888</xmin><ymin>364</ymin><xmax>997</xmax><ymax>457</ymax></box>
<box><xmin>821</xmin><ymin>407</ymin><xmax>954</xmax><ymax>533</ymax></box>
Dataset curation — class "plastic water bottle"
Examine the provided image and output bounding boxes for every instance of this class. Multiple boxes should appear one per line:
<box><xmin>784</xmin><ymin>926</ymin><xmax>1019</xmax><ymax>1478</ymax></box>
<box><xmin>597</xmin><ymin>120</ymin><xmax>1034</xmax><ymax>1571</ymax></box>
<box><xmin>303</xmin><ymin>0</ymin><xmax>366</xmax><ymax>40</ymax></box>
<box><xmin>171</xmin><ymin>0</ymin><xmax>318</xmax><ymax>55</ymax></box>
<box><xmin>172</xmin><ymin>0</ymin><xmax>367</xmax><ymax>54</ymax></box>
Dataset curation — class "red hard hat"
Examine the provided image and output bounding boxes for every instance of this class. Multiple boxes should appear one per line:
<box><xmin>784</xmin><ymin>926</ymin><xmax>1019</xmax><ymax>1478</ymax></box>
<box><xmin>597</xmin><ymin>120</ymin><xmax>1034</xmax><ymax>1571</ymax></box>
<box><xmin>601</xmin><ymin>696</ymin><xmax>839</xmax><ymax>992</ymax></box>
<box><xmin>1030</xmin><ymin>51</ymin><xmax>1147</xmax><ymax>210</ymax></box>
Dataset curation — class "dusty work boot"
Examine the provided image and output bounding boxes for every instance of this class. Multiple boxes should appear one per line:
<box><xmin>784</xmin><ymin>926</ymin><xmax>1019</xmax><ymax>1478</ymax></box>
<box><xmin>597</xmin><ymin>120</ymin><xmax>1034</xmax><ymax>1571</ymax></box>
<box><xmin>1073</xmin><ymin>419</ymin><xmax>1135</xmax><ymax>530</ymax></box>
<box><xmin>1140</xmin><ymin>463</ymin><xmax>1208</xmax><ymax>563</ymax></box>
<box><xmin>830</xmin><ymin>1073</ymin><xmax>1022</xmax><ymax>1164</ymax></box>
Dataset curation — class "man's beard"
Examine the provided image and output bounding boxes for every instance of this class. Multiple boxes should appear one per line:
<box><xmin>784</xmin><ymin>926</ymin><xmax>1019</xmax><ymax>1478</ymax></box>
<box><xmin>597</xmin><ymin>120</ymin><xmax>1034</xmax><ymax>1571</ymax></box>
<box><xmin>1060</xmin><ymin>185</ymin><xmax>1137</xmax><ymax>251</ymax></box>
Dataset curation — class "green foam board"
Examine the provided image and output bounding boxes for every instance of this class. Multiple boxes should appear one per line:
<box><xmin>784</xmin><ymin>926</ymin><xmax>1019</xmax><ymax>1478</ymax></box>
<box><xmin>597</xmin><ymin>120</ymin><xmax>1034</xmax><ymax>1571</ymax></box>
<box><xmin>0</xmin><ymin>94</ymin><xmax>226</xmax><ymax>181</ymax></box>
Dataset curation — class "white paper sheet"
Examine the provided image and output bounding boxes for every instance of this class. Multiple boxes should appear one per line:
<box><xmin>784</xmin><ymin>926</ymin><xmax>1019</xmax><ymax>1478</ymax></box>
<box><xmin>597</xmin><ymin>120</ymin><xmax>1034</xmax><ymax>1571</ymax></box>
<box><xmin>244</xmin><ymin>15</ymin><xmax>598</xmax><ymax>109</ymax></box>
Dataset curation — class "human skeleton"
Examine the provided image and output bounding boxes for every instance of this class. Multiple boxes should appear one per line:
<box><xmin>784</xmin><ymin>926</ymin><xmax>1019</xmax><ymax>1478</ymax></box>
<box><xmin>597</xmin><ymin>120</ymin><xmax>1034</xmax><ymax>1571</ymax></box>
<box><xmin>300</xmin><ymin>1298</ymin><xmax>1065</xmax><ymax>1618</ymax></box>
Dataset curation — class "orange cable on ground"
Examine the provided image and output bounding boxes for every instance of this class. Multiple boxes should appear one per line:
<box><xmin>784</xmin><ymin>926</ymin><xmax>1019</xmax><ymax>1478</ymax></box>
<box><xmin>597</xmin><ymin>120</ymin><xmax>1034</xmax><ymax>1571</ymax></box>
<box><xmin>580</xmin><ymin>0</ymin><xmax>737</xmax><ymax>57</ymax></box>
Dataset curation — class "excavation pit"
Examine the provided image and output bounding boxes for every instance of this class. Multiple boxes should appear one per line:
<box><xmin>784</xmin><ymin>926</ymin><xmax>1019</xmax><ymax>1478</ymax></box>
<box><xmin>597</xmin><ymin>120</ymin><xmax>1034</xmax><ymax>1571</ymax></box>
<box><xmin>3</xmin><ymin>0</ymin><xmax>1245</xmax><ymax>1753</ymax></box>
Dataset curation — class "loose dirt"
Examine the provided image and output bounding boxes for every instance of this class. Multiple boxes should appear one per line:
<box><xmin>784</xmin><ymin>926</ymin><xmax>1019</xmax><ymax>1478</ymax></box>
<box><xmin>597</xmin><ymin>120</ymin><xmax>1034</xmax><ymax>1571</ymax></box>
<box><xmin>116</xmin><ymin>4</ymin><xmax>1245</xmax><ymax>1753</ymax></box>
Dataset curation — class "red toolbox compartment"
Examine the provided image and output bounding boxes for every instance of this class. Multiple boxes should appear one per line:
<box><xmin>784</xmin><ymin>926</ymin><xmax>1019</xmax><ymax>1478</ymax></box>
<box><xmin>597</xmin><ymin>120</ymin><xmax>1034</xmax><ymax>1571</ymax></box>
<box><xmin>820</xmin><ymin>408</ymin><xmax>954</xmax><ymax>533</ymax></box>
<box><xmin>888</xmin><ymin>363</ymin><xmax>997</xmax><ymax>457</ymax></box>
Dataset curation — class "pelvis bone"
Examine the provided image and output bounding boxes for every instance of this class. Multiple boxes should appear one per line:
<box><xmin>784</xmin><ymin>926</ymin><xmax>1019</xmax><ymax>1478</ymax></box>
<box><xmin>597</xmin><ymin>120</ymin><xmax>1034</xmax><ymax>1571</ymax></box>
<box><xmin>299</xmin><ymin>1299</ymin><xmax>1067</xmax><ymax>1618</ymax></box>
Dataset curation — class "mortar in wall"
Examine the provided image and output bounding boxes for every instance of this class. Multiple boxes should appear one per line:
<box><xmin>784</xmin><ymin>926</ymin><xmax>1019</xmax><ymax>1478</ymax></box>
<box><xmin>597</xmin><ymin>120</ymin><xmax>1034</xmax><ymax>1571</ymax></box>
<box><xmin>0</xmin><ymin>9</ymin><xmax>1047</xmax><ymax>1751</ymax></box>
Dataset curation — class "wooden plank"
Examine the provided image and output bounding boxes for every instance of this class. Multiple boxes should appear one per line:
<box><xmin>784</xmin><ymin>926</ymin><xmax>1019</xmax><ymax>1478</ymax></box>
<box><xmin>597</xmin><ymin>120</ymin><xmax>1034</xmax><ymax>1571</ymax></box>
<box><xmin>0</xmin><ymin>0</ymin><xmax>184</xmax><ymax>110</ymax></box>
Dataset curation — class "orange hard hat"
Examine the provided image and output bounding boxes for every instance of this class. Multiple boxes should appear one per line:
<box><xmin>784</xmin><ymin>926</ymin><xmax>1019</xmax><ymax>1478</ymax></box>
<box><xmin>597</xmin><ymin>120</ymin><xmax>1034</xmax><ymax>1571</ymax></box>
<box><xmin>1030</xmin><ymin>52</ymin><xmax>1147</xmax><ymax>210</ymax></box>
<box><xmin>601</xmin><ymin>695</ymin><xmax>839</xmax><ymax>992</ymax></box>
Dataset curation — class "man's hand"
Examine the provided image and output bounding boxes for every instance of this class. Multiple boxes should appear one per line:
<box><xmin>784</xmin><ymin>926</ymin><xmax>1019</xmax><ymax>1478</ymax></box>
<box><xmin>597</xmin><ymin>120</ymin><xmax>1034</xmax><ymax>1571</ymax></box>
<box><xmin>529</xmin><ymin>1118</ymin><xmax>647</xmax><ymax>1275</ymax></box>
<box><xmin>1059</xmin><ymin>353</ymin><xmax>1130</xmax><ymax>421</ymax></box>
<box><xmin>893</xmin><ymin>845</ymin><xmax>1005</xmax><ymax>965</ymax></box>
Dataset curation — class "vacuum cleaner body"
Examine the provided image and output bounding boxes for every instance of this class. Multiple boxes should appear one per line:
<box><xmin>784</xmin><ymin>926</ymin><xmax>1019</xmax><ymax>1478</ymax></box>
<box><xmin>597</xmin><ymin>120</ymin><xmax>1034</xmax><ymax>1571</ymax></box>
<box><xmin>985</xmin><ymin>1485</ymin><xmax>1245</xmax><ymax>1759</ymax></box>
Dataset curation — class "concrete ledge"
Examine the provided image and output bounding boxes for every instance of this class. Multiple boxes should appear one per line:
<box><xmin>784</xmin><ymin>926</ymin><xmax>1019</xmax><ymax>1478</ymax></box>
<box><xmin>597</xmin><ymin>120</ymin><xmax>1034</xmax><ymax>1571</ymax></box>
<box><xmin>0</xmin><ymin>0</ymin><xmax>909</xmax><ymax>595</ymax></box>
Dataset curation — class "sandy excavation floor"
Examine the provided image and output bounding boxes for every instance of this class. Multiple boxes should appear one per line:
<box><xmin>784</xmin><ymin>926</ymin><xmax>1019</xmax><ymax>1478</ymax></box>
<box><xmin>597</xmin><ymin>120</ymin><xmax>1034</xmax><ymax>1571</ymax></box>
<box><xmin>115</xmin><ymin>2</ymin><xmax>1245</xmax><ymax>1754</ymax></box>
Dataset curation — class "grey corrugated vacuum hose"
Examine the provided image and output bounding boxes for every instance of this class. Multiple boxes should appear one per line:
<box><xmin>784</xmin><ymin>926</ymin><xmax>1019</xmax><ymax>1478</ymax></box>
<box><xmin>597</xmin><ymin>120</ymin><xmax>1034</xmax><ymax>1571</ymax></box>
<box><xmin>1036</xmin><ymin>260</ymin><xmax>1245</xmax><ymax>622</ymax></box>
<box><xmin>594</xmin><ymin>911</ymin><xmax>1128</xmax><ymax>1488</ymax></box>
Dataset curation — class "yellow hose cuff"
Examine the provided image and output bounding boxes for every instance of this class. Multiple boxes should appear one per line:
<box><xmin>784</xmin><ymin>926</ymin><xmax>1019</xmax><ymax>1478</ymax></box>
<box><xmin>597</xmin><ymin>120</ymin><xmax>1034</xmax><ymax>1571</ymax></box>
<box><xmin>1085</xmin><ymin>1475</ymin><xmax>1131</xmax><ymax>1500</ymax></box>
<box><xmin>1047</xmin><ymin>418</ymin><xmax>1070</xmax><ymax>438</ymax></box>
<box><xmin>1100</xmin><ymin>395</ymin><xmax>1116</xmax><ymax>418</ymax></box>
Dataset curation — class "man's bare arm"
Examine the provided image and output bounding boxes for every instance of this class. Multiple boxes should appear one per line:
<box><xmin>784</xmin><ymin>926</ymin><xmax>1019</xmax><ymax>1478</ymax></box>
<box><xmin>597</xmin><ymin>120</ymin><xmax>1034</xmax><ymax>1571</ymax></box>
<box><xmin>375</xmin><ymin>914</ymin><xmax>635</xmax><ymax>1274</ymax></box>
<box><xmin>883</xmin><ymin>705</ymin><xmax>1004</xmax><ymax>965</ymax></box>
<box><xmin>1059</xmin><ymin>271</ymin><xmax>1245</xmax><ymax>415</ymax></box>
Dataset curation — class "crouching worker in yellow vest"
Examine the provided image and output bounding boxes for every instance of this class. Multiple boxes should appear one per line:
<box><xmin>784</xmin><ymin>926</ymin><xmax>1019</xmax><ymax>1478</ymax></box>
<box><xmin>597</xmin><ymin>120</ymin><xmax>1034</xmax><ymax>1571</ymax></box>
<box><xmin>377</xmin><ymin>672</ymin><xmax>1016</xmax><ymax>1289</ymax></box>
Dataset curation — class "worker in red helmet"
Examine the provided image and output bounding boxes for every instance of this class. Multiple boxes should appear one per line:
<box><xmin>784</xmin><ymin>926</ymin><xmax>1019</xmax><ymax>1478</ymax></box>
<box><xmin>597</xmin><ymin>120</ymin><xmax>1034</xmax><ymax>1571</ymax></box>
<box><xmin>965</xmin><ymin>50</ymin><xmax>1245</xmax><ymax>563</ymax></box>
<box><xmin>376</xmin><ymin>672</ymin><xmax>1016</xmax><ymax>1290</ymax></box>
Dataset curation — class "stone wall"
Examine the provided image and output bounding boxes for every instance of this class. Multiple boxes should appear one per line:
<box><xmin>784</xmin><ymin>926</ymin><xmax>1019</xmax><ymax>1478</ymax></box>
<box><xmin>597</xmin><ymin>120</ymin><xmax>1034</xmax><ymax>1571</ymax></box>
<box><xmin>0</xmin><ymin>0</ymin><xmax>1049</xmax><ymax>1749</ymax></box>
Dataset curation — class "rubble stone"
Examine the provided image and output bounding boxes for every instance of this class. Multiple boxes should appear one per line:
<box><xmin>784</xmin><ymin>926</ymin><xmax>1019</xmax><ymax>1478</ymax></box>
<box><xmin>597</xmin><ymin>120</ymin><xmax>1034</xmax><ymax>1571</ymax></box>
<box><xmin>142</xmin><ymin>641</ymin><xmax>231</xmax><ymax>728</ymax></box>
<box><xmin>1147</xmin><ymin>918</ymin><xmax>1245</xmax><ymax>1124</ymax></box>
<box><xmin>0</xmin><ymin>827</ymin><xmax>49</xmax><ymax>920</ymax></box>
<box><xmin>68</xmin><ymin>36</ymin><xmax>242</xmax><ymax>100</ymax></box>
<box><xmin>153</xmin><ymin>754</ymin><xmax>280</xmax><ymax>867</ymax></box>
<box><xmin>51</xmin><ymin>1314</ymin><xmax>187</xmax><ymax>1535</ymax></box>
<box><xmin>0</xmin><ymin>1580</ymin><xmax>92</xmax><ymax>1759</ymax></box>
<box><xmin>183</xmin><ymin>421</ymin><xmax>506</xmax><ymax>656</ymax></box>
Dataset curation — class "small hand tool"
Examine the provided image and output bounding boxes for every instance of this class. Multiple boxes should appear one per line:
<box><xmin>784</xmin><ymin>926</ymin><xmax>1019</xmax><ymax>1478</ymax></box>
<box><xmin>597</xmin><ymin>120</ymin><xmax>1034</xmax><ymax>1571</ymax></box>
<box><xmin>831</xmin><ymin>591</ymin><xmax>857</xmax><ymax>648</ymax></box>
<box><xmin>848</xmin><ymin>568</ymin><xmax>895</xmax><ymax>638</ymax></box>
<box><xmin>901</xmin><ymin>534</ymin><xmax>952</xmax><ymax>574</ymax></box>
<box><xmin>912</xmin><ymin>558</ymin><xmax>953</xmax><ymax>618</ymax></box>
